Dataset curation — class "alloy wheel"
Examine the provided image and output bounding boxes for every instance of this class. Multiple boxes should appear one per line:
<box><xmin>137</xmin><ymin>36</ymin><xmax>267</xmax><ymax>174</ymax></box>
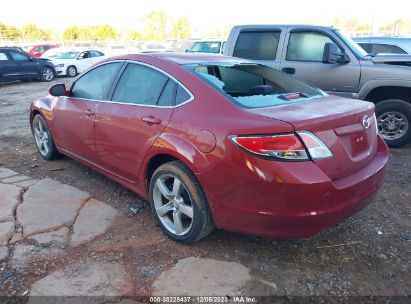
<box><xmin>152</xmin><ymin>174</ymin><xmax>194</xmax><ymax>236</ymax></box>
<box><xmin>33</xmin><ymin>117</ymin><xmax>50</xmax><ymax>156</ymax></box>
<box><xmin>42</xmin><ymin>67</ymin><xmax>54</xmax><ymax>81</ymax></box>
<box><xmin>377</xmin><ymin>111</ymin><xmax>409</xmax><ymax>141</ymax></box>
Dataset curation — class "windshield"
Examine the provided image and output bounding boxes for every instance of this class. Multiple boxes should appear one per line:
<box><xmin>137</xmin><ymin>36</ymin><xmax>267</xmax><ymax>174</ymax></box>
<box><xmin>334</xmin><ymin>30</ymin><xmax>368</xmax><ymax>58</ymax></box>
<box><xmin>185</xmin><ymin>62</ymin><xmax>326</xmax><ymax>108</ymax></box>
<box><xmin>188</xmin><ymin>42</ymin><xmax>222</xmax><ymax>54</ymax></box>
<box><xmin>55</xmin><ymin>51</ymin><xmax>79</xmax><ymax>59</ymax></box>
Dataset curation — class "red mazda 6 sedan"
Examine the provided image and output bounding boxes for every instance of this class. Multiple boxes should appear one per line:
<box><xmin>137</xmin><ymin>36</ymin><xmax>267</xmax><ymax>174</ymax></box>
<box><xmin>30</xmin><ymin>53</ymin><xmax>388</xmax><ymax>243</ymax></box>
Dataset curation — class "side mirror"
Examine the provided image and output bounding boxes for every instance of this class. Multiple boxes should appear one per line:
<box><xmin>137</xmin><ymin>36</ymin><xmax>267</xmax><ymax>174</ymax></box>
<box><xmin>322</xmin><ymin>43</ymin><xmax>347</xmax><ymax>64</ymax></box>
<box><xmin>49</xmin><ymin>83</ymin><xmax>66</xmax><ymax>97</ymax></box>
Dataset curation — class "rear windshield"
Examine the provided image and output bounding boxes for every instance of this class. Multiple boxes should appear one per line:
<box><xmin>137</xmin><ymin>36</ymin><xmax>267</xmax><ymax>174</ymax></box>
<box><xmin>188</xmin><ymin>42</ymin><xmax>222</xmax><ymax>54</ymax></box>
<box><xmin>184</xmin><ymin>63</ymin><xmax>326</xmax><ymax>108</ymax></box>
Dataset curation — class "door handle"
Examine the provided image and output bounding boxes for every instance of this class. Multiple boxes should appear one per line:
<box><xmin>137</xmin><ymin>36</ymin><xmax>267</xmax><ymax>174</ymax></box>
<box><xmin>142</xmin><ymin>116</ymin><xmax>162</xmax><ymax>124</ymax></box>
<box><xmin>84</xmin><ymin>109</ymin><xmax>95</xmax><ymax>116</ymax></box>
<box><xmin>282</xmin><ymin>67</ymin><xmax>296</xmax><ymax>75</ymax></box>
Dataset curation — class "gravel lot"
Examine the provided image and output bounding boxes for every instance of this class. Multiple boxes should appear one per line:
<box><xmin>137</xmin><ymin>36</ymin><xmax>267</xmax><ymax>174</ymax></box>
<box><xmin>0</xmin><ymin>80</ymin><xmax>410</xmax><ymax>301</ymax></box>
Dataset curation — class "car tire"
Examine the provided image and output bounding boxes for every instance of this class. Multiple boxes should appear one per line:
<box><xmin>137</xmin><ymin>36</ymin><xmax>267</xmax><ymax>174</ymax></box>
<box><xmin>40</xmin><ymin>66</ymin><xmax>55</xmax><ymax>82</ymax></box>
<box><xmin>375</xmin><ymin>99</ymin><xmax>411</xmax><ymax>148</ymax></box>
<box><xmin>67</xmin><ymin>65</ymin><xmax>77</xmax><ymax>77</ymax></box>
<box><xmin>32</xmin><ymin>114</ymin><xmax>60</xmax><ymax>160</ymax></box>
<box><xmin>149</xmin><ymin>160</ymin><xmax>215</xmax><ymax>243</ymax></box>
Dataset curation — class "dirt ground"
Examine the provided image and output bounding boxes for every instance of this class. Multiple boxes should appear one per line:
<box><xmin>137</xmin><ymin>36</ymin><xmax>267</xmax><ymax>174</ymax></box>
<box><xmin>0</xmin><ymin>80</ymin><xmax>410</xmax><ymax>301</ymax></box>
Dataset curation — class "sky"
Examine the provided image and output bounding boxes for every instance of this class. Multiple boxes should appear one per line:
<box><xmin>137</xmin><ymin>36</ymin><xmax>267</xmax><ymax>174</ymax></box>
<box><xmin>0</xmin><ymin>0</ymin><xmax>409</xmax><ymax>32</ymax></box>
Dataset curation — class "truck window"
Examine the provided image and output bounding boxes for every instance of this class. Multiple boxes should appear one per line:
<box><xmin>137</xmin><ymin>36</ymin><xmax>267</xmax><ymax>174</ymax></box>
<box><xmin>286</xmin><ymin>31</ymin><xmax>342</xmax><ymax>62</ymax></box>
<box><xmin>233</xmin><ymin>31</ymin><xmax>280</xmax><ymax>60</ymax></box>
<box><xmin>370</xmin><ymin>44</ymin><xmax>407</xmax><ymax>55</ymax></box>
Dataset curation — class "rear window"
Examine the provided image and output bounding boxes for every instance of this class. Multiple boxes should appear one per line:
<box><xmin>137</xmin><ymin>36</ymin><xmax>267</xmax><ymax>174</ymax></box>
<box><xmin>233</xmin><ymin>31</ymin><xmax>280</xmax><ymax>60</ymax></box>
<box><xmin>185</xmin><ymin>62</ymin><xmax>326</xmax><ymax>108</ymax></box>
<box><xmin>188</xmin><ymin>42</ymin><xmax>222</xmax><ymax>54</ymax></box>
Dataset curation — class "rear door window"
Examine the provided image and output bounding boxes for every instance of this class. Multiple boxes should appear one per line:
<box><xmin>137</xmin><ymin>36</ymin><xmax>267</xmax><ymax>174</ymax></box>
<box><xmin>112</xmin><ymin>63</ymin><xmax>169</xmax><ymax>106</ymax></box>
<box><xmin>70</xmin><ymin>62</ymin><xmax>122</xmax><ymax>100</ymax></box>
<box><xmin>286</xmin><ymin>31</ymin><xmax>343</xmax><ymax>62</ymax></box>
<box><xmin>233</xmin><ymin>31</ymin><xmax>280</xmax><ymax>60</ymax></box>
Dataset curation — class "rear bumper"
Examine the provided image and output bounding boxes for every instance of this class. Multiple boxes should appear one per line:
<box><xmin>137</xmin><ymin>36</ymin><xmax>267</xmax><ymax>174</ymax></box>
<box><xmin>198</xmin><ymin>136</ymin><xmax>388</xmax><ymax>238</ymax></box>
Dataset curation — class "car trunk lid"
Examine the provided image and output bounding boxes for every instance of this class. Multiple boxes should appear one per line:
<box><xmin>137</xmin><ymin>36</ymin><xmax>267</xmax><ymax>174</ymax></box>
<box><xmin>246</xmin><ymin>95</ymin><xmax>378</xmax><ymax>180</ymax></box>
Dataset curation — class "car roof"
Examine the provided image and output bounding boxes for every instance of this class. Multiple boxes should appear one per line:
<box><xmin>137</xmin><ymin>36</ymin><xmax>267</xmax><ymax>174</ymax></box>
<box><xmin>232</xmin><ymin>24</ymin><xmax>336</xmax><ymax>31</ymax></box>
<box><xmin>116</xmin><ymin>52</ymin><xmax>246</xmax><ymax>65</ymax></box>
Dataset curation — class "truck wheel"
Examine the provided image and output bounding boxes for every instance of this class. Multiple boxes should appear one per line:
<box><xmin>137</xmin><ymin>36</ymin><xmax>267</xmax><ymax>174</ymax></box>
<box><xmin>375</xmin><ymin>99</ymin><xmax>411</xmax><ymax>148</ymax></box>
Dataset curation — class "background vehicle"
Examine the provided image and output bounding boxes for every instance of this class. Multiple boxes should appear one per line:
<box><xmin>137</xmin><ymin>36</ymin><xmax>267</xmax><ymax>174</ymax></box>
<box><xmin>186</xmin><ymin>40</ymin><xmax>226</xmax><ymax>54</ymax></box>
<box><xmin>224</xmin><ymin>25</ymin><xmax>411</xmax><ymax>147</ymax></box>
<box><xmin>0</xmin><ymin>47</ymin><xmax>56</xmax><ymax>83</ymax></box>
<box><xmin>23</xmin><ymin>43</ymin><xmax>59</xmax><ymax>58</ymax></box>
<box><xmin>41</xmin><ymin>47</ymin><xmax>66</xmax><ymax>59</ymax></box>
<box><xmin>140</xmin><ymin>43</ymin><xmax>172</xmax><ymax>53</ymax></box>
<box><xmin>353</xmin><ymin>37</ymin><xmax>411</xmax><ymax>55</ymax></box>
<box><xmin>30</xmin><ymin>53</ymin><xmax>387</xmax><ymax>243</ymax></box>
<box><xmin>50</xmin><ymin>49</ymin><xmax>106</xmax><ymax>77</ymax></box>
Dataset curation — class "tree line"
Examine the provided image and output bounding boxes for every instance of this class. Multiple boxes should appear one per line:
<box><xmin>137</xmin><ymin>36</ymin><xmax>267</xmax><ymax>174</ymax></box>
<box><xmin>1</xmin><ymin>14</ymin><xmax>410</xmax><ymax>42</ymax></box>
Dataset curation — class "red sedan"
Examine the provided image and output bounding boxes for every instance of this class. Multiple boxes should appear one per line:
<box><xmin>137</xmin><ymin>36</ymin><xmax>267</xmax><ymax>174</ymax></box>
<box><xmin>30</xmin><ymin>53</ymin><xmax>388</xmax><ymax>243</ymax></box>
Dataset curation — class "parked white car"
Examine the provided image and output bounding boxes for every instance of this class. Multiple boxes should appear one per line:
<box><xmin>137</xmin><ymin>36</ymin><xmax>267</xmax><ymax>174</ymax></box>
<box><xmin>186</xmin><ymin>40</ymin><xmax>226</xmax><ymax>54</ymax></box>
<box><xmin>50</xmin><ymin>49</ymin><xmax>106</xmax><ymax>77</ymax></box>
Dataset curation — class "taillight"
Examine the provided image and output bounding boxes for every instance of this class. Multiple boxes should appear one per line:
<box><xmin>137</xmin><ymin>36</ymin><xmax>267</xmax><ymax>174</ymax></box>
<box><xmin>230</xmin><ymin>132</ymin><xmax>332</xmax><ymax>161</ymax></box>
<box><xmin>230</xmin><ymin>134</ymin><xmax>309</xmax><ymax>160</ymax></box>
<box><xmin>297</xmin><ymin>131</ymin><xmax>332</xmax><ymax>159</ymax></box>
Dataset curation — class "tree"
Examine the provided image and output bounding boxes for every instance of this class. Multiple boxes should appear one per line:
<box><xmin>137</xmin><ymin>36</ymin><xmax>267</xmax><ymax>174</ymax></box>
<box><xmin>93</xmin><ymin>24</ymin><xmax>118</xmax><ymax>41</ymax></box>
<box><xmin>63</xmin><ymin>26</ymin><xmax>80</xmax><ymax>40</ymax></box>
<box><xmin>171</xmin><ymin>16</ymin><xmax>192</xmax><ymax>40</ymax></box>
<box><xmin>142</xmin><ymin>11</ymin><xmax>168</xmax><ymax>41</ymax></box>
<box><xmin>128</xmin><ymin>31</ymin><xmax>144</xmax><ymax>40</ymax></box>
<box><xmin>22</xmin><ymin>24</ymin><xmax>50</xmax><ymax>40</ymax></box>
<box><xmin>0</xmin><ymin>23</ymin><xmax>21</xmax><ymax>40</ymax></box>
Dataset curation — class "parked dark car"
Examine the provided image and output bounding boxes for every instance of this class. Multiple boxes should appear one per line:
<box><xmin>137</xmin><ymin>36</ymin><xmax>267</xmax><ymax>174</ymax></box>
<box><xmin>30</xmin><ymin>53</ymin><xmax>388</xmax><ymax>243</ymax></box>
<box><xmin>0</xmin><ymin>47</ymin><xmax>56</xmax><ymax>83</ymax></box>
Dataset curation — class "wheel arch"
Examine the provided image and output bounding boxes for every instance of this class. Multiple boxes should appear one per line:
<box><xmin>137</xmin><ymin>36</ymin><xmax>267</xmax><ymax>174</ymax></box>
<box><xmin>141</xmin><ymin>133</ymin><xmax>212</xmax><ymax>194</ymax></box>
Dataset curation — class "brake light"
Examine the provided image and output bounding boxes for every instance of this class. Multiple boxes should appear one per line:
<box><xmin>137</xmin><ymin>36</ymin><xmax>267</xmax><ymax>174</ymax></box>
<box><xmin>230</xmin><ymin>134</ymin><xmax>309</xmax><ymax>160</ymax></box>
<box><xmin>297</xmin><ymin>131</ymin><xmax>332</xmax><ymax>159</ymax></box>
<box><xmin>230</xmin><ymin>132</ymin><xmax>332</xmax><ymax>161</ymax></box>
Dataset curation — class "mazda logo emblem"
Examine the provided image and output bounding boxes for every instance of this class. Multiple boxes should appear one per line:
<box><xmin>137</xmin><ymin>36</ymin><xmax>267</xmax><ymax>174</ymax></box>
<box><xmin>362</xmin><ymin>115</ymin><xmax>370</xmax><ymax>129</ymax></box>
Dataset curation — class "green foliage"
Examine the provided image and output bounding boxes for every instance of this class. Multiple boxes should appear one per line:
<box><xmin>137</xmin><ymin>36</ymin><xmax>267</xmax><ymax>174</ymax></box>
<box><xmin>142</xmin><ymin>11</ymin><xmax>168</xmax><ymax>41</ymax></box>
<box><xmin>128</xmin><ymin>31</ymin><xmax>144</xmax><ymax>40</ymax></box>
<box><xmin>22</xmin><ymin>23</ymin><xmax>50</xmax><ymax>40</ymax></box>
<box><xmin>334</xmin><ymin>17</ymin><xmax>370</xmax><ymax>32</ymax></box>
<box><xmin>0</xmin><ymin>23</ymin><xmax>22</xmax><ymax>40</ymax></box>
<box><xmin>63</xmin><ymin>24</ymin><xmax>118</xmax><ymax>41</ymax></box>
<box><xmin>171</xmin><ymin>16</ymin><xmax>192</xmax><ymax>40</ymax></box>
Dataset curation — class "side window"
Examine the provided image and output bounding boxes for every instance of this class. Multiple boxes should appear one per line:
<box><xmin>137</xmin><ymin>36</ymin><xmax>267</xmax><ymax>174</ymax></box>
<box><xmin>358</xmin><ymin>43</ymin><xmax>372</xmax><ymax>54</ymax></box>
<box><xmin>112</xmin><ymin>63</ymin><xmax>169</xmax><ymax>105</ymax></box>
<box><xmin>233</xmin><ymin>31</ymin><xmax>280</xmax><ymax>60</ymax></box>
<box><xmin>9</xmin><ymin>51</ymin><xmax>30</xmax><ymax>61</ymax></box>
<box><xmin>0</xmin><ymin>52</ymin><xmax>9</xmax><ymax>61</ymax></box>
<box><xmin>90</xmin><ymin>51</ymin><xmax>104</xmax><ymax>57</ymax></box>
<box><xmin>287</xmin><ymin>31</ymin><xmax>342</xmax><ymax>62</ymax></box>
<box><xmin>370</xmin><ymin>44</ymin><xmax>407</xmax><ymax>55</ymax></box>
<box><xmin>176</xmin><ymin>84</ymin><xmax>191</xmax><ymax>105</ymax></box>
<box><xmin>157</xmin><ymin>79</ymin><xmax>176</xmax><ymax>107</ymax></box>
<box><xmin>78</xmin><ymin>51</ymin><xmax>90</xmax><ymax>59</ymax></box>
<box><xmin>70</xmin><ymin>62</ymin><xmax>122</xmax><ymax>100</ymax></box>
